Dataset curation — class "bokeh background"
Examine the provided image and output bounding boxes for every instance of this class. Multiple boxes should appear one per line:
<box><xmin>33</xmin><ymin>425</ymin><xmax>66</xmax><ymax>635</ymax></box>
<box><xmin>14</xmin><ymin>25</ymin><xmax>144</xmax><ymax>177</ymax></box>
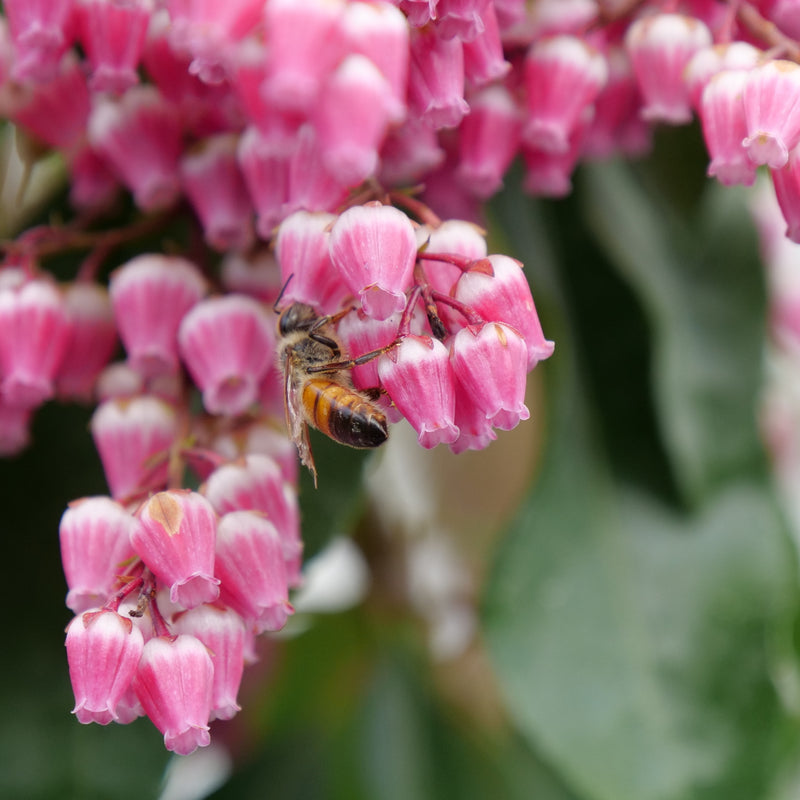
<box><xmin>4</xmin><ymin>121</ymin><xmax>800</xmax><ymax>800</ymax></box>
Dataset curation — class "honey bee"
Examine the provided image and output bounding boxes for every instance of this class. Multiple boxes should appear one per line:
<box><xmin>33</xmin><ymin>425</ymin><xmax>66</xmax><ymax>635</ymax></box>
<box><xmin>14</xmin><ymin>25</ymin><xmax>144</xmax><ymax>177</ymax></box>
<box><xmin>277</xmin><ymin>302</ymin><xmax>390</xmax><ymax>486</ymax></box>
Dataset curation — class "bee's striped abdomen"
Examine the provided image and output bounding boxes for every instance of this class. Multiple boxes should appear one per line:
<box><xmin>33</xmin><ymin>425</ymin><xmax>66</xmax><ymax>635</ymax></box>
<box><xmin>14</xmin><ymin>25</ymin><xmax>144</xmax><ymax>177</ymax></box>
<box><xmin>304</xmin><ymin>379</ymin><xmax>388</xmax><ymax>449</ymax></box>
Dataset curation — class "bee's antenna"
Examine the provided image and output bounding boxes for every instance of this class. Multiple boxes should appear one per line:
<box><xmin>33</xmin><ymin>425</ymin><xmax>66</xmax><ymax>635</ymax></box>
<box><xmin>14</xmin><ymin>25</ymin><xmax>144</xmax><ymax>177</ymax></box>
<box><xmin>274</xmin><ymin>274</ymin><xmax>294</xmax><ymax>314</ymax></box>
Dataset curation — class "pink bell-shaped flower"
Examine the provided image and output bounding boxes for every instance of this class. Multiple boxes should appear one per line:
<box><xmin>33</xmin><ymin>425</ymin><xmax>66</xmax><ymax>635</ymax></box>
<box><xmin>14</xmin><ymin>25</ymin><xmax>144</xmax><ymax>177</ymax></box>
<box><xmin>449</xmin><ymin>378</ymin><xmax>497</xmax><ymax>455</ymax></box>
<box><xmin>164</xmin><ymin>0</ymin><xmax>262</xmax><ymax>84</ymax></box>
<box><xmin>133</xmin><ymin>634</ymin><xmax>213</xmax><ymax>755</ymax></box>
<box><xmin>329</xmin><ymin>202</ymin><xmax>417</xmax><ymax>321</ymax></box>
<box><xmin>220</xmin><ymin>247</ymin><xmax>283</xmax><ymax>306</ymax></box>
<box><xmin>90</xmin><ymin>396</ymin><xmax>178</xmax><ymax>500</ymax></box>
<box><xmin>0</xmin><ymin>277</ymin><xmax>70</xmax><ymax>409</ymax></box>
<box><xmin>237</xmin><ymin>126</ymin><xmax>290</xmax><ymax>238</ymax></box>
<box><xmin>378</xmin><ymin>334</ymin><xmax>460</xmax><ymax>449</ymax></box>
<box><xmin>109</xmin><ymin>254</ymin><xmax>207</xmax><ymax>378</ymax></box>
<box><xmin>203</xmin><ymin>454</ymin><xmax>302</xmax><ymax>586</ymax></box>
<box><xmin>457</xmin><ymin>84</ymin><xmax>522</xmax><ymax>198</ymax></box>
<box><xmin>262</xmin><ymin>0</ymin><xmax>347</xmax><ymax>113</ymax></box>
<box><xmin>700</xmin><ymin>69</ymin><xmax>757</xmax><ymax>187</ymax></box>
<box><xmin>60</xmin><ymin>496</ymin><xmax>137</xmax><ymax>614</ymax></box>
<box><xmin>274</xmin><ymin>210</ymin><xmax>347</xmax><ymax>313</ymax></box>
<box><xmin>341</xmin><ymin>0</ymin><xmax>409</xmax><ymax>123</ymax></box>
<box><xmin>772</xmin><ymin>147</ymin><xmax>800</xmax><ymax>244</ymax></box>
<box><xmin>133</xmin><ymin>491</ymin><xmax>221</xmax><ymax>609</ymax></box>
<box><xmin>743</xmin><ymin>59</ymin><xmax>800</xmax><ymax>169</ymax></box>
<box><xmin>625</xmin><ymin>13</ymin><xmax>712</xmax><ymax>125</ymax></box>
<box><xmin>7</xmin><ymin>52</ymin><xmax>90</xmax><ymax>154</ymax></box>
<box><xmin>450</xmin><ymin>322</ymin><xmax>530</xmax><ymax>431</ymax></box>
<box><xmin>312</xmin><ymin>54</ymin><xmax>394</xmax><ymax>186</ymax></box>
<box><xmin>56</xmin><ymin>282</ymin><xmax>118</xmax><ymax>402</ymax></box>
<box><xmin>523</xmin><ymin>34</ymin><xmax>607</xmax><ymax>153</ymax></box>
<box><xmin>181</xmin><ymin>133</ymin><xmax>255</xmax><ymax>252</ymax></box>
<box><xmin>454</xmin><ymin>255</ymin><xmax>554</xmax><ymax>370</ymax></box>
<box><xmin>75</xmin><ymin>0</ymin><xmax>151</xmax><ymax>93</ymax></box>
<box><xmin>178</xmin><ymin>294</ymin><xmax>275</xmax><ymax>416</ymax></box>
<box><xmin>172</xmin><ymin>605</ymin><xmax>247</xmax><ymax>722</ymax></box>
<box><xmin>5</xmin><ymin>0</ymin><xmax>75</xmax><ymax>82</ymax></box>
<box><xmin>215</xmin><ymin>510</ymin><xmax>293</xmax><ymax>633</ymax></box>
<box><xmin>66</xmin><ymin>609</ymin><xmax>145</xmax><ymax>726</ymax></box>
<box><xmin>408</xmin><ymin>25</ymin><xmax>469</xmax><ymax>130</ymax></box>
<box><xmin>463</xmin><ymin>2</ymin><xmax>509</xmax><ymax>89</ymax></box>
<box><xmin>88</xmin><ymin>86</ymin><xmax>184</xmax><ymax>211</ymax></box>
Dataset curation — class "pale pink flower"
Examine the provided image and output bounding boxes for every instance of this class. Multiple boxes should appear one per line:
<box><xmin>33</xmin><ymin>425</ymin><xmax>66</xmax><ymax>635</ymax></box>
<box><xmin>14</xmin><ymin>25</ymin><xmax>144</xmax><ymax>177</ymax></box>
<box><xmin>378</xmin><ymin>334</ymin><xmax>460</xmax><ymax>448</ymax></box>
<box><xmin>450</xmin><ymin>322</ymin><xmax>530</xmax><ymax>431</ymax></box>
<box><xmin>56</xmin><ymin>282</ymin><xmax>118</xmax><ymax>402</ymax></box>
<box><xmin>75</xmin><ymin>0</ymin><xmax>151</xmax><ymax>93</ymax></box>
<box><xmin>133</xmin><ymin>491</ymin><xmax>221</xmax><ymax>609</ymax></box>
<box><xmin>523</xmin><ymin>35</ymin><xmax>607</xmax><ymax>153</ymax></box>
<box><xmin>312</xmin><ymin>54</ymin><xmax>394</xmax><ymax>186</ymax></box>
<box><xmin>181</xmin><ymin>133</ymin><xmax>255</xmax><ymax>252</ymax></box>
<box><xmin>743</xmin><ymin>59</ymin><xmax>800</xmax><ymax>169</ymax></box>
<box><xmin>625</xmin><ymin>13</ymin><xmax>712</xmax><ymax>125</ymax></box>
<box><xmin>6</xmin><ymin>52</ymin><xmax>89</xmax><ymax>154</ymax></box>
<box><xmin>329</xmin><ymin>202</ymin><xmax>417</xmax><ymax>320</ymax></box>
<box><xmin>133</xmin><ymin>634</ymin><xmax>213</xmax><ymax>755</ymax></box>
<box><xmin>0</xmin><ymin>277</ymin><xmax>70</xmax><ymax>409</ymax></box>
<box><xmin>341</xmin><ymin>0</ymin><xmax>409</xmax><ymax>123</ymax></box>
<box><xmin>90</xmin><ymin>396</ymin><xmax>178</xmax><ymax>500</ymax></box>
<box><xmin>215</xmin><ymin>510</ymin><xmax>293</xmax><ymax>633</ymax></box>
<box><xmin>66</xmin><ymin>609</ymin><xmax>145</xmax><ymax>726</ymax></box>
<box><xmin>457</xmin><ymin>84</ymin><xmax>522</xmax><ymax>198</ymax></box>
<box><xmin>109</xmin><ymin>254</ymin><xmax>207</xmax><ymax>378</ymax></box>
<box><xmin>59</xmin><ymin>496</ymin><xmax>137</xmax><ymax>614</ymax></box>
<box><xmin>5</xmin><ymin>0</ymin><xmax>75</xmax><ymax>82</ymax></box>
<box><xmin>165</xmin><ymin>0</ymin><xmax>262</xmax><ymax>84</ymax></box>
<box><xmin>88</xmin><ymin>86</ymin><xmax>183</xmax><ymax>211</ymax></box>
<box><xmin>408</xmin><ymin>26</ymin><xmax>469</xmax><ymax>130</ymax></box>
<box><xmin>772</xmin><ymin>147</ymin><xmax>800</xmax><ymax>243</ymax></box>
<box><xmin>274</xmin><ymin>210</ymin><xmax>347</xmax><ymax>313</ymax></box>
<box><xmin>700</xmin><ymin>70</ymin><xmax>757</xmax><ymax>187</ymax></box>
<box><xmin>172</xmin><ymin>605</ymin><xmax>247</xmax><ymax>722</ymax></box>
<box><xmin>178</xmin><ymin>294</ymin><xmax>275</xmax><ymax>416</ymax></box>
<box><xmin>463</xmin><ymin>2</ymin><xmax>510</xmax><ymax>88</ymax></box>
<box><xmin>262</xmin><ymin>0</ymin><xmax>347</xmax><ymax>113</ymax></box>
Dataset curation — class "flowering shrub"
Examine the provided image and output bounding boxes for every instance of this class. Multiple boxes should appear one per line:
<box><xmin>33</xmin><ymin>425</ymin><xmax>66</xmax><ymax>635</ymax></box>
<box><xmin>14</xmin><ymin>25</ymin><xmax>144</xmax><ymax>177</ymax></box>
<box><xmin>4</xmin><ymin>0</ymin><xmax>800</xmax><ymax>788</ymax></box>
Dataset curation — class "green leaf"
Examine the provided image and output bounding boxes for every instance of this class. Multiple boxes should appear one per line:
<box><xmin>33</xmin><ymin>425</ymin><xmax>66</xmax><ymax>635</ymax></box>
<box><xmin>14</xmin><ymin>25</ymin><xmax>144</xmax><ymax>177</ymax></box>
<box><xmin>578</xmin><ymin>160</ymin><xmax>768</xmax><ymax>505</ymax></box>
<box><xmin>484</xmin><ymin>382</ymin><xmax>797</xmax><ymax>800</ymax></box>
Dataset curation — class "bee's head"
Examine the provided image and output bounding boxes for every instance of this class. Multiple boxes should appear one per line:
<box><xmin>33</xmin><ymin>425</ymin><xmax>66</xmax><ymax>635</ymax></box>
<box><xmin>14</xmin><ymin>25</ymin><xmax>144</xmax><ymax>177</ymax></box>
<box><xmin>278</xmin><ymin>303</ymin><xmax>318</xmax><ymax>337</ymax></box>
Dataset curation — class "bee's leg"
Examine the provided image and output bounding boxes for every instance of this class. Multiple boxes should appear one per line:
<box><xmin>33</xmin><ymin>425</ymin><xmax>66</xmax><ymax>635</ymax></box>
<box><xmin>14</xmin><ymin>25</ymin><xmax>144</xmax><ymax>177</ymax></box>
<box><xmin>360</xmin><ymin>386</ymin><xmax>386</xmax><ymax>402</ymax></box>
<box><xmin>308</xmin><ymin>332</ymin><xmax>341</xmax><ymax>357</ymax></box>
<box><xmin>306</xmin><ymin>340</ymin><xmax>402</xmax><ymax>374</ymax></box>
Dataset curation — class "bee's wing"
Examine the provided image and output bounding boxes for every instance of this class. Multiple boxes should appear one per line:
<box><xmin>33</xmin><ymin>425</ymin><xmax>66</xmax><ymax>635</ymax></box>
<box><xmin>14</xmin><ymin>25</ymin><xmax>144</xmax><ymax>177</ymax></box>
<box><xmin>284</xmin><ymin>357</ymin><xmax>318</xmax><ymax>486</ymax></box>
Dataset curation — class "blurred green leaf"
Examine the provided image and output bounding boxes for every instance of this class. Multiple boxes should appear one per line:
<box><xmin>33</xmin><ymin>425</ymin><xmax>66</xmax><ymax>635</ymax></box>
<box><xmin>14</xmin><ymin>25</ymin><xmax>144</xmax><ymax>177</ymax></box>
<box><xmin>579</xmin><ymin>160</ymin><xmax>768</xmax><ymax>506</ymax></box>
<box><xmin>484</xmin><ymin>354</ymin><xmax>798</xmax><ymax>800</ymax></box>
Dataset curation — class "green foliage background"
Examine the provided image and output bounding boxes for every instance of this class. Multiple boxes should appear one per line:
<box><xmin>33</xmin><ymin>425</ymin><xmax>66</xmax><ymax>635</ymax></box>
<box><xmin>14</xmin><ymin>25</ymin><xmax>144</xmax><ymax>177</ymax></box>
<box><xmin>4</xmin><ymin>125</ymin><xmax>800</xmax><ymax>799</ymax></box>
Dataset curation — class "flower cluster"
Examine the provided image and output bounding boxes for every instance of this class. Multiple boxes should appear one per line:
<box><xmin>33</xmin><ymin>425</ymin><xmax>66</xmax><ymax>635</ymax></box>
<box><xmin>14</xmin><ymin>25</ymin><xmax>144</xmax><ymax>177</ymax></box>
<box><xmin>6</xmin><ymin>0</ymin><xmax>800</xmax><ymax>757</ymax></box>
